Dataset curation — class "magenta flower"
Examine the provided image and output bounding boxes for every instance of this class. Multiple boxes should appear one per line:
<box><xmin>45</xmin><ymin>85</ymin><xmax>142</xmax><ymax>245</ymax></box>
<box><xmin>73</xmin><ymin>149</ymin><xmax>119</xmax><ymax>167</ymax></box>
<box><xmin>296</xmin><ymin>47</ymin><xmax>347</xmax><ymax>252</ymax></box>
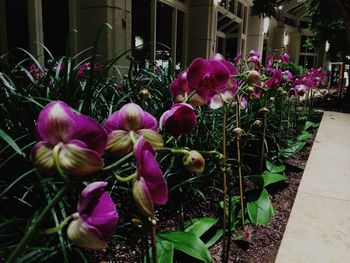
<box><xmin>132</xmin><ymin>137</ymin><xmax>167</xmax><ymax>217</ymax></box>
<box><xmin>187</xmin><ymin>57</ymin><xmax>230</xmax><ymax>101</ymax></box>
<box><xmin>280</xmin><ymin>53</ymin><xmax>290</xmax><ymax>64</ymax></box>
<box><xmin>320</xmin><ymin>89</ymin><xmax>329</xmax><ymax>96</ymax></box>
<box><xmin>248</xmin><ymin>50</ymin><xmax>261</xmax><ymax>70</ymax></box>
<box><xmin>77</xmin><ymin>62</ymin><xmax>101</xmax><ymax>78</ymax></box>
<box><xmin>169</xmin><ymin>71</ymin><xmax>206</xmax><ymax>106</ymax></box>
<box><xmin>160</xmin><ymin>103</ymin><xmax>197</xmax><ymax>137</ymax></box>
<box><xmin>265</xmin><ymin>69</ymin><xmax>282</xmax><ymax>88</ymax></box>
<box><xmin>104</xmin><ymin>103</ymin><xmax>163</xmax><ymax>157</ymax></box>
<box><xmin>282</xmin><ymin>70</ymin><xmax>293</xmax><ymax>82</ymax></box>
<box><xmin>234</xmin><ymin>53</ymin><xmax>243</xmax><ymax>66</ymax></box>
<box><xmin>30</xmin><ymin>101</ymin><xmax>107</xmax><ymax>176</ymax></box>
<box><xmin>67</xmin><ymin>182</ymin><xmax>118</xmax><ymax>249</ymax></box>
<box><xmin>295</xmin><ymin>84</ymin><xmax>307</xmax><ymax>96</ymax></box>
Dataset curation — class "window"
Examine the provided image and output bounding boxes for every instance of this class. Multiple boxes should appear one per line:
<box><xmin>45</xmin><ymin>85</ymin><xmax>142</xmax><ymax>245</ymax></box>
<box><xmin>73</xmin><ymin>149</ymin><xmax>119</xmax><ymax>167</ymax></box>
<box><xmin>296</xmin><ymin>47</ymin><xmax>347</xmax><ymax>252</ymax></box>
<box><xmin>300</xmin><ymin>35</ymin><xmax>316</xmax><ymax>53</ymax></box>
<box><xmin>176</xmin><ymin>10</ymin><xmax>185</xmax><ymax>69</ymax></box>
<box><xmin>156</xmin><ymin>2</ymin><xmax>173</xmax><ymax>68</ymax></box>
<box><xmin>299</xmin><ymin>55</ymin><xmax>316</xmax><ymax>69</ymax></box>
<box><xmin>5</xmin><ymin>0</ymin><xmax>29</xmax><ymax>62</ymax></box>
<box><xmin>42</xmin><ymin>0</ymin><xmax>69</xmax><ymax>57</ymax></box>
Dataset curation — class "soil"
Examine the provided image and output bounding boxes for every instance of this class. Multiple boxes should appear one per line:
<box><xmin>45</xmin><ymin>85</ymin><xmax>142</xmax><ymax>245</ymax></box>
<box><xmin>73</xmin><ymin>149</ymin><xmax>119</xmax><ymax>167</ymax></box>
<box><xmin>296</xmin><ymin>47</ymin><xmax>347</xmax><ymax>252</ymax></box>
<box><xmin>88</xmin><ymin>129</ymin><xmax>317</xmax><ymax>263</ymax></box>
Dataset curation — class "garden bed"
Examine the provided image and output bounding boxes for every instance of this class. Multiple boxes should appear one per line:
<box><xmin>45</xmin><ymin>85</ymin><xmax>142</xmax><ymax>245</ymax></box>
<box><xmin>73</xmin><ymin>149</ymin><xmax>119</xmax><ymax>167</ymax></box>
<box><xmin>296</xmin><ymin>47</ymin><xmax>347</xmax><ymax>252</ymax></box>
<box><xmin>88</xmin><ymin>127</ymin><xmax>318</xmax><ymax>263</ymax></box>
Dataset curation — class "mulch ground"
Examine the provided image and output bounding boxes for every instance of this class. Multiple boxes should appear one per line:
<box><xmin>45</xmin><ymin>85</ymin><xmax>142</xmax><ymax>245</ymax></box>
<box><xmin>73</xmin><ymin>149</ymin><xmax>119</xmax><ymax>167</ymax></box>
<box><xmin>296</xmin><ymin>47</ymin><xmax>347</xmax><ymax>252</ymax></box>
<box><xmin>88</xmin><ymin>129</ymin><xmax>317</xmax><ymax>263</ymax></box>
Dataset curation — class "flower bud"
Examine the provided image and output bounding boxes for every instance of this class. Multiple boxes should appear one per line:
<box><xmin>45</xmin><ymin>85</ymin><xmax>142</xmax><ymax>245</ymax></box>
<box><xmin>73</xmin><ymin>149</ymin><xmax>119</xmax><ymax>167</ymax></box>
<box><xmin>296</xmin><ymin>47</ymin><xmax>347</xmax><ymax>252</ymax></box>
<box><xmin>253</xmin><ymin>120</ymin><xmax>262</xmax><ymax>127</ymax></box>
<box><xmin>259</xmin><ymin>107</ymin><xmax>270</xmax><ymax>114</ymax></box>
<box><xmin>281</xmin><ymin>90</ymin><xmax>288</xmax><ymax>98</ymax></box>
<box><xmin>138</xmin><ymin>88</ymin><xmax>150</xmax><ymax>100</ymax></box>
<box><xmin>270</xmin><ymin>97</ymin><xmax>275</xmax><ymax>102</ymax></box>
<box><xmin>247</xmin><ymin>70</ymin><xmax>261</xmax><ymax>85</ymax></box>
<box><xmin>183</xmin><ymin>150</ymin><xmax>205</xmax><ymax>173</ymax></box>
<box><xmin>233</xmin><ymin>128</ymin><xmax>244</xmax><ymax>138</ymax></box>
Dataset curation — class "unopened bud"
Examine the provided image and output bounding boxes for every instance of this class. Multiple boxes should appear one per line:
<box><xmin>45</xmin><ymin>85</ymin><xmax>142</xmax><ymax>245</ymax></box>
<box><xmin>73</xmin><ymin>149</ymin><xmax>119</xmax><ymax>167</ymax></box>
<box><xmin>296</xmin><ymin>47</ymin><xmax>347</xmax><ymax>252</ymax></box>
<box><xmin>183</xmin><ymin>150</ymin><xmax>205</xmax><ymax>173</ymax></box>
<box><xmin>247</xmin><ymin>70</ymin><xmax>261</xmax><ymax>85</ymax></box>
<box><xmin>131</xmin><ymin>218</ymin><xmax>143</xmax><ymax>228</ymax></box>
<box><xmin>281</xmin><ymin>90</ymin><xmax>288</xmax><ymax>98</ymax></box>
<box><xmin>270</xmin><ymin>97</ymin><xmax>275</xmax><ymax>102</ymax></box>
<box><xmin>138</xmin><ymin>88</ymin><xmax>150</xmax><ymax>100</ymax></box>
<box><xmin>233</xmin><ymin>128</ymin><xmax>244</xmax><ymax>138</ymax></box>
<box><xmin>253</xmin><ymin>120</ymin><xmax>262</xmax><ymax>127</ymax></box>
<box><xmin>259</xmin><ymin>107</ymin><xmax>269</xmax><ymax>114</ymax></box>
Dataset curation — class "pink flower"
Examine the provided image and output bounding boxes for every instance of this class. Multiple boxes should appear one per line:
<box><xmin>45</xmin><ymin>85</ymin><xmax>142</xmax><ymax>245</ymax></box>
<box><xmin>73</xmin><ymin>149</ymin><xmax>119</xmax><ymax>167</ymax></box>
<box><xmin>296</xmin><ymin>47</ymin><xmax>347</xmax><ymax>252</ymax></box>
<box><xmin>132</xmin><ymin>137</ymin><xmax>167</xmax><ymax>217</ymax></box>
<box><xmin>160</xmin><ymin>103</ymin><xmax>197</xmax><ymax>137</ymax></box>
<box><xmin>104</xmin><ymin>103</ymin><xmax>163</xmax><ymax>157</ymax></box>
<box><xmin>67</xmin><ymin>182</ymin><xmax>118</xmax><ymax>249</ymax></box>
<box><xmin>234</xmin><ymin>53</ymin><xmax>243</xmax><ymax>66</ymax></box>
<box><xmin>169</xmin><ymin>71</ymin><xmax>206</xmax><ymax>106</ymax></box>
<box><xmin>30</xmin><ymin>101</ymin><xmax>107</xmax><ymax>176</ymax></box>
<box><xmin>248</xmin><ymin>50</ymin><xmax>261</xmax><ymax>70</ymax></box>
<box><xmin>280</xmin><ymin>53</ymin><xmax>290</xmax><ymax>64</ymax></box>
<box><xmin>265</xmin><ymin>69</ymin><xmax>282</xmax><ymax>88</ymax></box>
<box><xmin>282</xmin><ymin>70</ymin><xmax>293</xmax><ymax>82</ymax></box>
<box><xmin>187</xmin><ymin>58</ymin><xmax>230</xmax><ymax>101</ymax></box>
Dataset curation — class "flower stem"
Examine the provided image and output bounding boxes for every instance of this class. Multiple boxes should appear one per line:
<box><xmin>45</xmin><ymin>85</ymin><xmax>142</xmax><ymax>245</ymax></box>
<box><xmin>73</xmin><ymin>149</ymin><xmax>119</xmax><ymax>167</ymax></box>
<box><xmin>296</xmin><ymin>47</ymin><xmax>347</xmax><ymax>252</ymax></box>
<box><xmin>150</xmin><ymin>222</ymin><xmax>158</xmax><ymax>263</ymax></box>
<box><xmin>103</xmin><ymin>151</ymin><xmax>134</xmax><ymax>171</ymax></box>
<box><xmin>6</xmin><ymin>186</ymin><xmax>67</xmax><ymax>263</ymax></box>
<box><xmin>259</xmin><ymin>110</ymin><xmax>268</xmax><ymax>174</ymax></box>
<box><xmin>221</xmin><ymin>106</ymin><xmax>228</xmax><ymax>263</ymax></box>
<box><xmin>115</xmin><ymin>172</ymin><xmax>137</xmax><ymax>182</ymax></box>
<box><xmin>42</xmin><ymin>213</ymin><xmax>77</xmax><ymax>235</ymax></box>
<box><xmin>183</xmin><ymin>90</ymin><xmax>196</xmax><ymax>103</ymax></box>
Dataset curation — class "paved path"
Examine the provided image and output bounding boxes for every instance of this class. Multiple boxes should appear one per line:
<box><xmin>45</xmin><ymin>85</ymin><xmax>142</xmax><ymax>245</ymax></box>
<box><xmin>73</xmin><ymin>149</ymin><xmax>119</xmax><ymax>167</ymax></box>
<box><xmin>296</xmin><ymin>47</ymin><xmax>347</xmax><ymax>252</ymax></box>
<box><xmin>275</xmin><ymin>111</ymin><xmax>350</xmax><ymax>263</ymax></box>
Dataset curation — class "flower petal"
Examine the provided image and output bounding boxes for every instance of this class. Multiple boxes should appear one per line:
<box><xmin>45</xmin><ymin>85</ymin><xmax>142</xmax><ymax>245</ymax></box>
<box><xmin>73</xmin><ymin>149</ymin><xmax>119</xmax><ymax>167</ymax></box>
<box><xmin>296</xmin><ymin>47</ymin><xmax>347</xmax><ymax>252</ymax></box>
<box><xmin>142</xmin><ymin>111</ymin><xmax>158</xmax><ymax>131</ymax></box>
<box><xmin>72</xmin><ymin>115</ymin><xmax>107</xmax><ymax>155</ymax></box>
<box><xmin>209</xmin><ymin>94</ymin><xmax>224</xmax><ymax>109</ymax></box>
<box><xmin>78</xmin><ymin>181</ymin><xmax>107</xmax><ymax>214</ymax></box>
<box><xmin>30</xmin><ymin>141</ymin><xmax>54</xmax><ymax>174</ymax></box>
<box><xmin>138</xmin><ymin>129</ymin><xmax>164</xmax><ymax>148</ymax></box>
<box><xmin>208</xmin><ymin>60</ymin><xmax>230</xmax><ymax>89</ymax></box>
<box><xmin>106</xmin><ymin>130</ymin><xmax>133</xmax><ymax>157</ymax></box>
<box><xmin>36</xmin><ymin>101</ymin><xmax>75</xmax><ymax>144</ymax></box>
<box><xmin>67</xmin><ymin>218</ymin><xmax>107</xmax><ymax>249</ymax></box>
<box><xmin>132</xmin><ymin>177</ymin><xmax>154</xmax><ymax>217</ymax></box>
<box><xmin>80</xmin><ymin>191</ymin><xmax>118</xmax><ymax>240</ymax></box>
<box><xmin>58</xmin><ymin>142</ymin><xmax>104</xmax><ymax>176</ymax></box>
<box><xmin>187</xmin><ymin>58</ymin><xmax>209</xmax><ymax>88</ymax></box>
<box><xmin>139</xmin><ymin>150</ymin><xmax>167</xmax><ymax>204</ymax></box>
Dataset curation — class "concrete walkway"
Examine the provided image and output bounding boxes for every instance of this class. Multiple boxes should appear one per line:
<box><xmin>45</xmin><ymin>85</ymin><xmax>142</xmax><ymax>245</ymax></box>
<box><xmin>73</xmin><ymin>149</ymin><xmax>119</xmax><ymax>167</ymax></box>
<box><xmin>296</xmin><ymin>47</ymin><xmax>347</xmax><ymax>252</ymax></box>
<box><xmin>275</xmin><ymin>111</ymin><xmax>350</xmax><ymax>263</ymax></box>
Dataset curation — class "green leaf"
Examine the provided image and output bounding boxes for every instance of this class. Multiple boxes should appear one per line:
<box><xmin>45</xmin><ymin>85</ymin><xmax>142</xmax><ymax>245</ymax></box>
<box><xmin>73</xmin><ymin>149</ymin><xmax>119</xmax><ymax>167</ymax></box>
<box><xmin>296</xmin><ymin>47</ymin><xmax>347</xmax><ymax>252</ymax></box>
<box><xmin>304</xmin><ymin>121</ymin><xmax>319</xmax><ymax>130</ymax></box>
<box><xmin>158</xmin><ymin>231</ymin><xmax>212</xmax><ymax>263</ymax></box>
<box><xmin>205</xmin><ymin>229</ymin><xmax>223</xmax><ymax>248</ymax></box>
<box><xmin>297</xmin><ymin>131</ymin><xmax>312</xmax><ymax>142</ymax></box>
<box><xmin>266</xmin><ymin>160</ymin><xmax>285</xmax><ymax>173</ymax></box>
<box><xmin>184</xmin><ymin>217</ymin><xmax>218</xmax><ymax>238</ymax></box>
<box><xmin>0</xmin><ymin>129</ymin><xmax>25</xmax><ymax>157</ymax></box>
<box><xmin>246</xmin><ymin>189</ymin><xmax>274</xmax><ymax>225</ymax></box>
<box><xmin>156</xmin><ymin>239</ymin><xmax>174</xmax><ymax>263</ymax></box>
<box><xmin>245</xmin><ymin>175</ymin><xmax>264</xmax><ymax>188</ymax></box>
<box><xmin>262</xmin><ymin>171</ymin><xmax>287</xmax><ymax>187</ymax></box>
<box><xmin>281</xmin><ymin>141</ymin><xmax>306</xmax><ymax>158</ymax></box>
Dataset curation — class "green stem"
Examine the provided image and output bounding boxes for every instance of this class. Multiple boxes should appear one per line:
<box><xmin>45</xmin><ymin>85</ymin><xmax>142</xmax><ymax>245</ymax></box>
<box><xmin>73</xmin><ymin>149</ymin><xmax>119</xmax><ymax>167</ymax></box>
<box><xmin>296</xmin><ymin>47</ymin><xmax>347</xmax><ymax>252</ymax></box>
<box><xmin>115</xmin><ymin>172</ymin><xmax>137</xmax><ymax>182</ymax></box>
<box><xmin>43</xmin><ymin>213</ymin><xmax>77</xmax><ymax>235</ymax></box>
<box><xmin>150</xmin><ymin>222</ymin><xmax>158</xmax><ymax>263</ymax></box>
<box><xmin>183</xmin><ymin>90</ymin><xmax>197</xmax><ymax>103</ymax></box>
<box><xmin>6</xmin><ymin>186</ymin><xmax>67</xmax><ymax>263</ymax></box>
<box><xmin>103</xmin><ymin>152</ymin><xmax>134</xmax><ymax>171</ymax></box>
<box><xmin>259</xmin><ymin>112</ymin><xmax>268</xmax><ymax>174</ymax></box>
<box><xmin>221</xmin><ymin>106</ymin><xmax>228</xmax><ymax>263</ymax></box>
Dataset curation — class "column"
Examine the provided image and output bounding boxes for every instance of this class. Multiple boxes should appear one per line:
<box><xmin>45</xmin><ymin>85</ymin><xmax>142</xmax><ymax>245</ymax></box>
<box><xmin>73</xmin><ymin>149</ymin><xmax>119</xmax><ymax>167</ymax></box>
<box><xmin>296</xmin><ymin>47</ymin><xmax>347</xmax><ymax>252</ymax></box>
<box><xmin>27</xmin><ymin>0</ymin><xmax>44</xmax><ymax>64</ymax></box>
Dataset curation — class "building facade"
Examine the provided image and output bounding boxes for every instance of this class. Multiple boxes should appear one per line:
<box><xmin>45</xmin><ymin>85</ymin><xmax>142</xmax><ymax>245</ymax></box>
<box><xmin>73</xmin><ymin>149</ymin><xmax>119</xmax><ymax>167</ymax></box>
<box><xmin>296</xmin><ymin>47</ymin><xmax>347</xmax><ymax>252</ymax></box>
<box><xmin>0</xmin><ymin>0</ymin><xmax>326</xmax><ymax>70</ymax></box>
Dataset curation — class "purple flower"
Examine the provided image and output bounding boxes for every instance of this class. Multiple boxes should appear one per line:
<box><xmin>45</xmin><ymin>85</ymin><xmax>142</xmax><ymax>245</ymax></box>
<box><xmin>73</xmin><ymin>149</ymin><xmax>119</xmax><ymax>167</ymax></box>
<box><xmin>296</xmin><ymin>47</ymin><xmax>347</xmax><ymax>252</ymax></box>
<box><xmin>104</xmin><ymin>103</ymin><xmax>163</xmax><ymax>157</ymax></box>
<box><xmin>169</xmin><ymin>71</ymin><xmax>206</xmax><ymax>106</ymax></box>
<box><xmin>295</xmin><ymin>84</ymin><xmax>307</xmax><ymax>96</ymax></box>
<box><xmin>30</xmin><ymin>101</ymin><xmax>107</xmax><ymax>176</ymax></box>
<box><xmin>160</xmin><ymin>103</ymin><xmax>197</xmax><ymax>137</ymax></box>
<box><xmin>234</xmin><ymin>53</ymin><xmax>243</xmax><ymax>66</ymax></box>
<box><xmin>282</xmin><ymin>70</ymin><xmax>293</xmax><ymax>82</ymax></box>
<box><xmin>187</xmin><ymin>58</ymin><xmax>230</xmax><ymax>101</ymax></box>
<box><xmin>265</xmin><ymin>69</ymin><xmax>282</xmax><ymax>88</ymax></box>
<box><xmin>132</xmin><ymin>137</ymin><xmax>167</xmax><ymax>217</ymax></box>
<box><xmin>248</xmin><ymin>50</ymin><xmax>261</xmax><ymax>70</ymax></box>
<box><xmin>280</xmin><ymin>53</ymin><xmax>290</xmax><ymax>64</ymax></box>
<box><xmin>67</xmin><ymin>182</ymin><xmax>118</xmax><ymax>249</ymax></box>
<box><xmin>320</xmin><ymin>89</ymin><xmax>329</xmax><ymax>96</ymax></box>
